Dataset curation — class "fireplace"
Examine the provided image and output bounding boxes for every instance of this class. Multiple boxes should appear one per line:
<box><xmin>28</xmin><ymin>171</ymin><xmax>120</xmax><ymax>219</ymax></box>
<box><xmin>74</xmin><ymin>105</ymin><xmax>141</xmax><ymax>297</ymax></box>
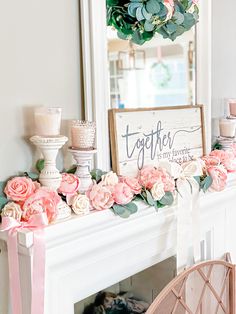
<box><xmin>0</xmin><ymin>179</ymin><xmax>236</xmax><ymax>314</ymax></box>
<box><xmin>74</xmin><ymin>257</ymin><xmax>176</xmax><ymax>314</ymax></box>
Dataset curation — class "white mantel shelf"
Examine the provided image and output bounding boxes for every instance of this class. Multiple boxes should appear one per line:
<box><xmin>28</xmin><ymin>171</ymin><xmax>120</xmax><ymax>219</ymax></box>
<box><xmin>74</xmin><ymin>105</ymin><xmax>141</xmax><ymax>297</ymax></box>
<box><xmin>1</xmin><ymin>180</ymin><xmax>236</xmax><ymax>314</ymax></box>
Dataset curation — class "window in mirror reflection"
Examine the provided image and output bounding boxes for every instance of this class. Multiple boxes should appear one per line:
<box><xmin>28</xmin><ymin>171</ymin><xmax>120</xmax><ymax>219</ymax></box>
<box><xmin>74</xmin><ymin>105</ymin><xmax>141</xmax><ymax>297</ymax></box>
<box><xmin>107</xmin><ymin>27</ymin><xmax>195</xmax><ymax>109</ymax></box>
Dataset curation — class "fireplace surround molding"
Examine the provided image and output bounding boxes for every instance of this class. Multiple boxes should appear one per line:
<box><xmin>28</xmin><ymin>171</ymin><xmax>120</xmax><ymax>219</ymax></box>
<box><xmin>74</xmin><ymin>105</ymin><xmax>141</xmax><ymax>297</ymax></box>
<box><xmin>0</xmin><ymin>177</ymin><xmax>236</xmax><ymax>314</ymax></box>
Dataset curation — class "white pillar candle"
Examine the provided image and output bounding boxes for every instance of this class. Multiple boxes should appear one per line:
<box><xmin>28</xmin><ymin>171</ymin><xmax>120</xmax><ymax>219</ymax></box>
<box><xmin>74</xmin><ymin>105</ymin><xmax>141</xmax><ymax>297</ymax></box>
<box><xmin>229</xmin><ymin>99</ymin><xmax>236</xmax><ymax>116</ymax></box>
<box><xmin>219</xmin><ymin>118</ymin><xmax>236</xmax><ymax>138</ymax></box>
<box><xmin>34</xmin><ymin>107</ymin><xmax>61</xmax><ymax>136</ymax></box>
<box><xmin>71</xmin><ymin>120</ymin><xmax>96</xmax><ymax>150</ymax></box>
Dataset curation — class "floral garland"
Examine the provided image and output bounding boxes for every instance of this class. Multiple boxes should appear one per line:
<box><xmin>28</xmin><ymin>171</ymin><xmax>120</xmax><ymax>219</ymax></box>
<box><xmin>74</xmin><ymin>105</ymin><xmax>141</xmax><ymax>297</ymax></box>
<box><xmin>107</xmin><ymin>0</ymin><xmax>199</xmax><ymax>45</ymax></box>
<box><xmin>0</xmin><ymin>146</ymin><xmax>236</xmax><ymax>222</ymax></box>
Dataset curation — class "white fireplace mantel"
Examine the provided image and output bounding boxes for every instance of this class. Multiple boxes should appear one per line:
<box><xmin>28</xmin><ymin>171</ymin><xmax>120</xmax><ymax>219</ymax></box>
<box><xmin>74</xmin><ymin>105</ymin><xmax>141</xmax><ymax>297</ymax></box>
<box><xmin>0</xmin><ymin>179</ymin><xmax>236</xmax><ymax>314</ymax></box>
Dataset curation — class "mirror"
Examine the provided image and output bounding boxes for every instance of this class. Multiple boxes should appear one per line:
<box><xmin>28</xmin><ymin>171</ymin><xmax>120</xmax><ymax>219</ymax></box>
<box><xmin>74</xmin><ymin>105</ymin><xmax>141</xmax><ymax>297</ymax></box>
<box><xmin>107</xmin><ymin>28</ymin><xmax>196</xmax><ymax>109</ymax></box>
<box><xmin>80</xmin><ymin>0</ymin><xmax>211</xmax><ymax>170</ymax></box>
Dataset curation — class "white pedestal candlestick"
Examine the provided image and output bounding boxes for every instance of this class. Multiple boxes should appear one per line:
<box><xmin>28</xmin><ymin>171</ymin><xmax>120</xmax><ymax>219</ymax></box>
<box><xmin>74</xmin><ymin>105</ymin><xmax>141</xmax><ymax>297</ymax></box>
<box><xmin>68</xmin><ymin>149</ymin><xmax>97</xmax><ymax>193</ymax></box>
<box><xmin>30</xmin><ymin>135</ymin><xmax>72</xmax><ymax>220</ymax></box>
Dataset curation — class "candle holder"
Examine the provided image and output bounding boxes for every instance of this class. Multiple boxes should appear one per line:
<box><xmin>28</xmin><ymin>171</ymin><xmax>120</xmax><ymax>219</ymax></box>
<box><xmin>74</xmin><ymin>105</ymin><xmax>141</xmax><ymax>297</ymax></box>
<box><xmin>71</xmin><ymin>120</ymin><xmax>96</xmax><ymax>150</ymax></box>
<box><xmin>68</xmin><ymin>148</ymin><xmax>97</xmax><ymax>193</ymax></box>
<box><xmin>30</xmin><ymin>135</ymin><xmax>72</xmax><ymax>220</ymax></box>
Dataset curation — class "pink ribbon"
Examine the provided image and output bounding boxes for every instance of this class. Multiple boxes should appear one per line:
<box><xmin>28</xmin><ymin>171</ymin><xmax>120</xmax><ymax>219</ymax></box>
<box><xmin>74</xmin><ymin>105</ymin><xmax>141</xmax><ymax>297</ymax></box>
<box><xmin>0</xmin><ymin>213</ymin><xmax>48</xmax><ymax>314</ymax></box>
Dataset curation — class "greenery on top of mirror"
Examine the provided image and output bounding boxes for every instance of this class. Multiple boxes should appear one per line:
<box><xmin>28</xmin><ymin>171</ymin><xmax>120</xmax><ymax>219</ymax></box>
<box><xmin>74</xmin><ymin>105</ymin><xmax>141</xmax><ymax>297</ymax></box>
<box><xmin>107</xmin><ymin>0</ymin><xmax>199</xmax><ymax>45</ymax></box>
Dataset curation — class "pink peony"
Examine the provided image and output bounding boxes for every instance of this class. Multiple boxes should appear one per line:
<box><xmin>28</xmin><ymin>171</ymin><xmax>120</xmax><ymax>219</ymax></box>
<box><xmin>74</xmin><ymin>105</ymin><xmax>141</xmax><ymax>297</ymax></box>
<box><xmin>210</xmin><ymin>150</ymin><xmax>236</xmax><ymax>172</ymax></box>
<box><xmin>112</xmin><ymin>183</ymin><xmax>134</xmax><ymax>205</ymax></box>
<box><xmin>22</xmin><ymin>187</ymin><xmax>60</xmax><ymax>223</ymax></box>
<box><xmin>138</xmin><ymin>166</ymin><xmax>162</xmax><ymax>190</ymax></box>
<box><xmin>207</xmin><ymin>165</ymin><xmax>227</xmax><ymax>192</ymax></box>
<box><xmin>86</xmin><ymin>182</ymin><xmax>114</xmax><ymax>211</ymax></box>
<box><xmin>120</xmin><ymin>176</ymin><xmax>142</xmax><ymax>195</ymax></box>
<box><xmin>158</xmin><ymin>168</ymin><xmax>175</xmax><ymax>192</ymax></box>
<box><xmin>4</xmin><ymin>177</ymin><xmax>39</xmax><ymax>202</ymax></box>
<box><xmin>58</xmin><ymin>173</ymin><xmax>80</xmax><ymax>196</ymax></box>
<box><xmin>201</xmin><ymin>155</ymin><xmax>220</xmax><ymax>168</ymax></box>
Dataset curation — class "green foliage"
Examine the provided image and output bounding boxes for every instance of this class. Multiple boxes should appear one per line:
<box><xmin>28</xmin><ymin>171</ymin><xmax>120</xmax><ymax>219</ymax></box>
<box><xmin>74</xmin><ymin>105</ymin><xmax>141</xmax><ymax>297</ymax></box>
<box><xmin>112</xmin><ymin>202</ymin><xmax>138</xmax><ymax>218</ymax></box>
<box><xmin>159</xmin><ymin>192</ymin><xmax>174</xmax><ymax>206</ymax></box>
<box><xmin>24</xmin><ymin>172</ymin><xmax>39</xmax><ymax>181</ymax></box>
<box><xmin>212</xmin><ymin>141</ymin><xmax>223</xmax><ymax>151</ymax></box>
<box><xmin>90</xmin><ymin>169</ymin><xmax>107</xmax><ymax>183</ymax></box>
<box><xmin>139</xmin><ymin>188</ymin><xmax>174</xmax><ymax>212</ymax></box>
<box><xmin>66</xmin><ymin>165</ymin><xmax>77</xmax><ymax>174</ymax></box>
<box><xmin>36</xmin><ymin>159</ymin><xmax>45</xmax><ymax>173</ymax></box>
<box><xmin>0</xmin><ymin>196</ymin><xmax>8</xmax><ymax>210</ymax></box>
<box><xmin>107</xmin><ymin>0</ymin><xmax>199</xmax><ymax>45</ymax></box>
<box><xmin>194</xmin><ymin>175</ymin><xmax>213</xmax><ymax>193</ymax></box>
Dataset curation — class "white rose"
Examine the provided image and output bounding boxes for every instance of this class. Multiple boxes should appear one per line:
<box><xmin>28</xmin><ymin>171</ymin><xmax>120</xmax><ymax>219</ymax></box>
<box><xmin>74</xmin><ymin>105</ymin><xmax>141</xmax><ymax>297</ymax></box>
<box><xmin>101</xmin><ymin>171</ymin><xmax>119</xmax><ymax>186</ymax></box>
<box><xmin>2</xmin><ymin>202</ymin><xmax>22</xmax><ymax>221</ymax></box>
<box><xmin>71</xmin><ymin>194</ymin><xmax>90</xmax><ymax>216</ymax></box>
<box><xmin>151</xmin><ymin>182</ymin><xmax>165</xmax><ymax>201</ymax></box>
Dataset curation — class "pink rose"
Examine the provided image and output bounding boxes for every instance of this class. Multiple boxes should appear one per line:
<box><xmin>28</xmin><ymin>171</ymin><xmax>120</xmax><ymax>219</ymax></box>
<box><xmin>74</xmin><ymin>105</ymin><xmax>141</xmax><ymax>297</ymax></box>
<box><xmin>210</xmin><ymin>150</ymin><xmax>236</xmax><ymax>172</ymax></box>
<box><xmin>158</xmin><ymin>168</ymin><xmax>175</xmax><ymax>192</ymax></box>
<box><xmin>4</xmin><ymin>177</ymin><xmax>39</xmax><ymax>202</ymax></box>
<box><xmin>207</xmin><ymin>165</ymin><xmax>227</xmax><ymax>192</ymax></box>
<box><xmin>112</xmin><ymin>183</ymin><xmax>134</xmax><ymax>205</ymax></box>
<box><xmin>192</xmin><ymin>0</ymin><xmax>199</xmax><ymax>4</ymax></box>
<box><xmin>120</xmin><ymin>177</ymin><xmax>142</xmax><ymax>195</ymax></box>
<box><xmin>58</xmin><ymin>173</ymin><xmax>80</xmax><ymax>196</ymax></box>
<box><xmin>138</xmin><ymin>166</ymin><xmax>162</xmax><ymax>190</ymax></box>
<box><xmin>86</xmin><ymin>182</ymin><xmax>114</xmax><ymax>211</ymax></box>
<box><xmin>22</xmin><ymin>187</ymin><xmax>60</xmax><ymax>223</ymax></box>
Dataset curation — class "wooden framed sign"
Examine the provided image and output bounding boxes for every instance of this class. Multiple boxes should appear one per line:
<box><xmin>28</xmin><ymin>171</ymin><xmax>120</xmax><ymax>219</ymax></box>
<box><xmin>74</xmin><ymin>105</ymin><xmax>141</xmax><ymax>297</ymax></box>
<box><xmin>109</xmin><ymin>105</ymin><xmax>206</xmax><ymax>176</ymax></box>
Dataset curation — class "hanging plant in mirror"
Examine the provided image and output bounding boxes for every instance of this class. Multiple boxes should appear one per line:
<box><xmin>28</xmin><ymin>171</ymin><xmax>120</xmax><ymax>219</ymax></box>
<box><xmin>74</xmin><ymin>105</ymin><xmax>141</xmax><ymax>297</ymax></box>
<box><xmin>107</xmin><ymin>0</ymin><xmax>199</xmax><ymax>45</ymax></box>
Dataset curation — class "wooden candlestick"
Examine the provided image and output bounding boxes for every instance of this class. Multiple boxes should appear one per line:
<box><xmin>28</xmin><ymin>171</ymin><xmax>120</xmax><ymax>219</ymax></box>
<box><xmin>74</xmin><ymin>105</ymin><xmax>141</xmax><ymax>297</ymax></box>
<box><xmin>30</xmin><ymin>135</ymin><xmax>72</xmax><ymax>220</ymax></box>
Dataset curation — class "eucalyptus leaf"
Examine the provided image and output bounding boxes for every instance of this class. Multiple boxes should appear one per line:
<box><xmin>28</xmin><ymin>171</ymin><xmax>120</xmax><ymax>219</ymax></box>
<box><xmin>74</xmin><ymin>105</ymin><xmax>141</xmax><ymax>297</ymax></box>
<box><xmin>0</xmin><ymin>196</ymin><xmax>8</xmax><ymax>209</ymax></box>
<box><xmin>36</xmin><ymin>159</ymin><xmax>45</xmax><ymax>173</ymax></box>
<box><xmin>66</xmin><ymin>165</ymin><xmax>77</xmax><ymax>174</ymax></box>
<box><xmin>146</xmin><ymin>190</ymin><xmax>155</xmax><ymax>206</ymax></box>
<box><xmin>194</xmin><ymin>176</ymin><xmax>201</xmax><ymax>185</ymax></box>
<box><xmin>128</xmin><ymin>2</ymin><xmax>142</xmax><ymax>17</ymax></box>
<box><xmin>0</xmin><ymin>181</ymin><xmax>6</xmax><ymax>197</ymax></box>
<box><xmin>173</xmin><ymin>11</ymin><xmax>184</xmax><ymax>25</ymax></box>
<box><xmin>166</xmin><ymin>21</ymin><xmax>177</xmax><ymax>34</ymax></box>
<box><xmin>124</xmin><ymin>202</ymin><xmax>138</xmax><ymax>214</ymax></box>
<box><xmin>142</xmin><ymin>7</ymin><xmax>152</xmax><ymax>21</ymax></box>
<box><xmin>144</xmin><ymin>20</ymin><xmax>155</xmax><ymax>32</ymax></box>
<box><xmin>146</xmin><ymin>0</ymin><xmax>160</xmax><ymax>14</ymax></box>
<box><xmin>90</xmin><ymin>169</ymin><xmax>107</xmax><ymax>182</ymax></box>
<box><xmin>136</xmin><ymin>6</ymin><xmax>145</xmax><ymax>21</ymax></box>
<box><xmin>119</xmin><ymin>210</ymin><xmax>131</xmax><ymax>219</ymax></box>
<box><xmin>24</xmin><ymin>172</ymin><xmax>39</xmax><ymax>180</ymax></box>
<box><xmin>113</xmin><ymin>204</ymin><xmax>126</xmax><ymax>215</ymax></box>
<box><xmin>117</xmin><ymin>31</ymin><xmax>129</xmax><ymax>40</ymax></box>
<box><xmin>159</xmin><ymin>192</ymin><xmax>174</xmax><ymax>206</ymax></box>
<box><xmin>201</xmin><ymin>176</ymin><xmax>213</xmax><ymax>193</ymax></box>
<box><xmin>112</xmin><ymin>205</ymin><xmax>131</xmax><ymax>218</ymax></box>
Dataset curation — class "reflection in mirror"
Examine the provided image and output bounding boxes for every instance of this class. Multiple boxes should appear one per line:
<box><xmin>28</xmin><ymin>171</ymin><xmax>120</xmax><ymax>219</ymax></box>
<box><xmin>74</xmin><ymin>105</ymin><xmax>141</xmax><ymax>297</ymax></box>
<box><xmin>107</xmin><ymin>28</ymin><xmax>195</xmax><ymax>109</ymax></box>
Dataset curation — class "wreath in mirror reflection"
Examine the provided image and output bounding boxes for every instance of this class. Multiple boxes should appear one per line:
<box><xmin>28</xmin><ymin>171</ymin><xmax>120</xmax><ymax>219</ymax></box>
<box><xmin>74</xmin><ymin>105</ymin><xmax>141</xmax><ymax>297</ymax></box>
<box><xmin>150</xmin><ymin>61</ymin><xmax>172</xmax><ymax>88</ymax></box>
<box><xmin>107</xmin><ymin>0</ymin><xmax>199</xmax><ymax>45</ymax></box>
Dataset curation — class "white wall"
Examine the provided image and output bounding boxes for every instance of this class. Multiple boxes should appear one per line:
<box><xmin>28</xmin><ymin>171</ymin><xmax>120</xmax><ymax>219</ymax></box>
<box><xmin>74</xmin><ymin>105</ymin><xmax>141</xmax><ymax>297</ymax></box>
<box><xmin>212</xmin><ymin>0</ymin><xmax>236</xmax><ymax>134</ymax></box>
<box><xmin>0</xmin><ymin>0</ymin><xmax>82</xmax><ymax>180</ymax></box>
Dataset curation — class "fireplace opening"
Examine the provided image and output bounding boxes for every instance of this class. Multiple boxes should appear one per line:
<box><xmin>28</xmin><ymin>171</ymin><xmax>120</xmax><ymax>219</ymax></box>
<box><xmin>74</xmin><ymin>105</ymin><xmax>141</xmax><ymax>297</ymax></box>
<box><xmin>74</xmin><ymin>257</ymin><xmax>176</xmax><ymax>314</ymax></box>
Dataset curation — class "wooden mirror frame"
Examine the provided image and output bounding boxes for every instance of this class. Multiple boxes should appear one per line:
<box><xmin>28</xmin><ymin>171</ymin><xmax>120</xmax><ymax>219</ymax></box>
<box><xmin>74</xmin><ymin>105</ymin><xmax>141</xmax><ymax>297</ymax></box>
<box><xmin>79</xmin><ymin>0</ymin><xmax>212</xmax><ymax>171</ymax></box>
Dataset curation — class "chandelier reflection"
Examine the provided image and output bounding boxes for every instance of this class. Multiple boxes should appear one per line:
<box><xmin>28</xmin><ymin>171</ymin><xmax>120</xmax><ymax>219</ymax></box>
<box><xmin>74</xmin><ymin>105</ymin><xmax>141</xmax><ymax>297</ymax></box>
<box><xmin>118</xmin><ymin>42</ymin><xmax>146</xmax><ymax>71</ymax></box>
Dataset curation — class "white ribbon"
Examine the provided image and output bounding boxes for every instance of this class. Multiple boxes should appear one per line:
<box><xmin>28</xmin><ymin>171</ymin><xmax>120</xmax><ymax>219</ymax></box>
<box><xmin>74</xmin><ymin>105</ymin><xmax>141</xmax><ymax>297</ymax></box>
<box><xmin>159</xmin><ymin>160</ymin><xmax>203</xmax><ymax>273</ymax></box>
